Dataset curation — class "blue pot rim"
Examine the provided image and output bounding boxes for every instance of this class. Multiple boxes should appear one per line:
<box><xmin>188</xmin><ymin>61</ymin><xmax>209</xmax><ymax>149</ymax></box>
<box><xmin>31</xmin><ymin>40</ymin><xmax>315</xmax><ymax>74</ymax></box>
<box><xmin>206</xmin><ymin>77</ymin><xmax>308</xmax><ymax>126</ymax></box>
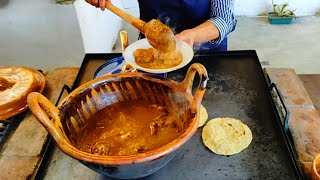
<box><xmin>93</xmin><ymin>56</ymin><xmax>126</xmax><ymax>79</ymax></box>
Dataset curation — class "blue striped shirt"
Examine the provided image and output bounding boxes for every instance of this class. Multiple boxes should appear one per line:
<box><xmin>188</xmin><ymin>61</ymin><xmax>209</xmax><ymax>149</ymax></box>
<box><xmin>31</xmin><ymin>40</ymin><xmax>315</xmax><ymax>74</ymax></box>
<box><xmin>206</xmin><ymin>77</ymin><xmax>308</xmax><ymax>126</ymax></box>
<box><xmin>208</xmin><ymin>0</ymin><xmax>237</xmax><ymax>45</ymax></box>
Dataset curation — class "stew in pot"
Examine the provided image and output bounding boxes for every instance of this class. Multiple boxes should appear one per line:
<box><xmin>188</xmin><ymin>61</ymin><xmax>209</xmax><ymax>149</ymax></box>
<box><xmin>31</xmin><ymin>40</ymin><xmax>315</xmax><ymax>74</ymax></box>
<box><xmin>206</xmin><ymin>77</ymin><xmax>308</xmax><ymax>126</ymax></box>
<box><xmin>76</xmin><ymin>99</ymin><xmax>184</xmax><ymax>156</ymax></box>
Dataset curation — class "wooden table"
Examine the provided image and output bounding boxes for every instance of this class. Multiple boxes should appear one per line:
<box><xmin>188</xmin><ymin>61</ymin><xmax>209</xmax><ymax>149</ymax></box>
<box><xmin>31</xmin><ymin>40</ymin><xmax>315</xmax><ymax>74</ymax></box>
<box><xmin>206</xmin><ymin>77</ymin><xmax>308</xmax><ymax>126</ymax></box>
<box><xmin>299</xmin><ymin>75</ymin><xmax>320</xmax><ymax>115</ymax></box>
<box><xmin>266</xmin><ymin>69</ymin><xmax>320</xmax><ymax>177</ymax></box>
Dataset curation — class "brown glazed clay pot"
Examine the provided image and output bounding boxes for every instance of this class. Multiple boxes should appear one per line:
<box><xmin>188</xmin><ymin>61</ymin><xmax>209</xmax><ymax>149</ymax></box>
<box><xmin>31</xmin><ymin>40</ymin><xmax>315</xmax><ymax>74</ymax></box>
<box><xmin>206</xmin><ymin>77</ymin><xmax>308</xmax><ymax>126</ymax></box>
<box><xmin>27</xmin><ymin>63</ymin><xmax>208</xmax><ymax>179</ymax></box>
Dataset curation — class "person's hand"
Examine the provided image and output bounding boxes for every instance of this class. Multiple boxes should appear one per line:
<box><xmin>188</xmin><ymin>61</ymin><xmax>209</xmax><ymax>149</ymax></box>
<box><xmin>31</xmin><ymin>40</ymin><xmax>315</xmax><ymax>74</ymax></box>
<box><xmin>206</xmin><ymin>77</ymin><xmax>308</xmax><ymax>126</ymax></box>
<box><xmin>175</xmin><ymin>29</ymin><xmax>196</xmax><ymax>48</ymax></box>
<box><xmin>85</xmin><ymin>0</ymin><xmax>110</xmax><ymax>11</ymax></box>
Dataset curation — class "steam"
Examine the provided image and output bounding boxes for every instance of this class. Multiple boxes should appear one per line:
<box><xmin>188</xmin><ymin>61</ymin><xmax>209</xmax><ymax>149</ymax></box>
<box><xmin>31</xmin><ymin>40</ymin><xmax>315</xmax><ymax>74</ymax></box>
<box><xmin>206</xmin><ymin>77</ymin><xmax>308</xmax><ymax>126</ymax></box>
<box><xmin>193</xmin><ymin>42</ymin><xmax>211</xmax><ymax>55</ymax></box>
<box><xmin>155</xmin><ymin>13</ymin><xmax>213</xmax><ymax>54</ymax></box>
<box><xmin>157</xmin><ymin>12</ymin><xmax>178</xmax><ymax>34</ymax></box>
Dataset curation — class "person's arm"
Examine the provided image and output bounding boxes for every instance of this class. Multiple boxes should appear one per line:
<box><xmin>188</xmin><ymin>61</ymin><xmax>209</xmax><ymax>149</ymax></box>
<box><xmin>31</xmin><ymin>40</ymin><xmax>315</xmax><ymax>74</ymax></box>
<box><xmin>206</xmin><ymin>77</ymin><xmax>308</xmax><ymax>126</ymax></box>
<box><xmin>176</xmin><ymin>0</ymin><xmax>236</xmax><ymax>47</ymax></box>
<box><xmin>175</xmin><ymin>21</ymin><xmax>220</xmax><ymax>47</ymax></box>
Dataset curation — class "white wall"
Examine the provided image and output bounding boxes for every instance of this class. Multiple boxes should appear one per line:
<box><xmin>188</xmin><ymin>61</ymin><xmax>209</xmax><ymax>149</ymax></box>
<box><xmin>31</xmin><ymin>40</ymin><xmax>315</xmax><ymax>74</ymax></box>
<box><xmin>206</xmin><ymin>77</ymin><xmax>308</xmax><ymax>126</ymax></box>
<box><xmin>233</xmin><ymin>0</ymin><xmax>320</xmax><ymax>16</ymax></box>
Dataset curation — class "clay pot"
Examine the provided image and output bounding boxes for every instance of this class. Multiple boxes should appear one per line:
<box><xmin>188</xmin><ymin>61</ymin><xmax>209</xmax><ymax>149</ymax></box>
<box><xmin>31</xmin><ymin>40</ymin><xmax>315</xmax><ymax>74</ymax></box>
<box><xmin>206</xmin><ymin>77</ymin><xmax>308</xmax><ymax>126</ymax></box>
<box><xmin>27</xmin><ymin>63</ymin><xmax>208</xmax><ymax>179</ymax></box>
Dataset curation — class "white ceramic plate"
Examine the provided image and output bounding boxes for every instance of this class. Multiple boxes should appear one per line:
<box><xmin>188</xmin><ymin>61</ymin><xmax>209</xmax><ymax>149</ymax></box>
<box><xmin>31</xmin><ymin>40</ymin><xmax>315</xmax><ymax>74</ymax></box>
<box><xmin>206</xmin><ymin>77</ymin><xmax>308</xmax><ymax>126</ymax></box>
<box><xmin>123</xmin><ymin>38</ymin><xmax>194</xmax><ymax>74</ymax></box>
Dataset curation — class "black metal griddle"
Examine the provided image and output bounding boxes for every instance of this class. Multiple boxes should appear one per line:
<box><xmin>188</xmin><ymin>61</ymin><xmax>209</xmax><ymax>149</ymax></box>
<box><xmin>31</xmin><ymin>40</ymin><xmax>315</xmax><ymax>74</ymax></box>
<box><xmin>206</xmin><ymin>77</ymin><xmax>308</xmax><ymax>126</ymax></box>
<box><xmin>37</xmin><ymin>50</ymin><xmax>304</xmax><ymax>179</ymax></box>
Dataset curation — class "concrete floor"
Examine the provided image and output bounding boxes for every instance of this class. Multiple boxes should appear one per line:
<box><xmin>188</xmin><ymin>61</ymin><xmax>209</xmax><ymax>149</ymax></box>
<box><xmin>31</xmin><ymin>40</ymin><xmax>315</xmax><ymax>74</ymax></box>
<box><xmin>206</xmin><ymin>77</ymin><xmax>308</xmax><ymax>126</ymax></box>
<box><xmin>0</xmin><ymin>0</ymin><xmax>84</xmax><ymax>70</ymax></box>
<box><xmin>228</xmin><ymin>16</ymin><xmax>320</xmax><ymax>74</ymax></box>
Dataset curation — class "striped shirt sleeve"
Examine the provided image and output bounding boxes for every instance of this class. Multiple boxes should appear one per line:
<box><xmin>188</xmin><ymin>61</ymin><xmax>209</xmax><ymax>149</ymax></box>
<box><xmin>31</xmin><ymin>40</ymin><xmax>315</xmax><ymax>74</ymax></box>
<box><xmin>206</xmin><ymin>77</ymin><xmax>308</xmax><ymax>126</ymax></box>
<box><xmin>207</xmin><ymin>0</ymin><xmax>237</xmax><ymax>45</ymax></box>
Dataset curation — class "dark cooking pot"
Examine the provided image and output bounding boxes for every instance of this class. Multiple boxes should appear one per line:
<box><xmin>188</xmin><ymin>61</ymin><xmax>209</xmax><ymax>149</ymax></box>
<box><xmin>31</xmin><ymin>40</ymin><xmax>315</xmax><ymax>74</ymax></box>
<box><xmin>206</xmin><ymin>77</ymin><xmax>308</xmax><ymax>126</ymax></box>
<box><xmin>27</xmin><ymin>63</ymin><xmax>208</xmax><ymax>179</ymax></box>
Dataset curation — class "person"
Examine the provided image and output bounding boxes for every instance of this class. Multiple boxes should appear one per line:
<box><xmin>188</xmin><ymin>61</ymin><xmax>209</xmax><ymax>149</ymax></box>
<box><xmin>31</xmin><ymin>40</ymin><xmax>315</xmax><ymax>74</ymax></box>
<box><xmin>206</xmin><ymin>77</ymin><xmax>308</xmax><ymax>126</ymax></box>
<box><xmin>85</xmin><ymin>0</ymin><xmax>236</xmax><ymax>51</ymax></box>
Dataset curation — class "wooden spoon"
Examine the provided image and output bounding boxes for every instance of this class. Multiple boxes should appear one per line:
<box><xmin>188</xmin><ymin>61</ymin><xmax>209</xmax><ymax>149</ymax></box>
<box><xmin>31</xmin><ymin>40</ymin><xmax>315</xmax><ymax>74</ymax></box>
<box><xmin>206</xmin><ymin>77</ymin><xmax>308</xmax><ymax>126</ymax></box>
<box><xmin>105</xmin><ymin>2</ymin><xmax>176</xmax><ymax>52</ymax></box>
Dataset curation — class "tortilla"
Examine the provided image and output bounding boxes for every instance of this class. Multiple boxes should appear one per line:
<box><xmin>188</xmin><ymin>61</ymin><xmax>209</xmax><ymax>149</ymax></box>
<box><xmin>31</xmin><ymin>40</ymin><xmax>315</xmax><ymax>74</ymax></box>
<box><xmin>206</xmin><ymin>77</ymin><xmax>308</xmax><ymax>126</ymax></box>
<box><xmin>202</xmin><ymin>118</ymin><xmax>252</xmax><ymax>155</ymax></box>
<box><xmin>198</xmin><ymin>104</ymin><xmax>208</xmax><ymax>127</ymax></box>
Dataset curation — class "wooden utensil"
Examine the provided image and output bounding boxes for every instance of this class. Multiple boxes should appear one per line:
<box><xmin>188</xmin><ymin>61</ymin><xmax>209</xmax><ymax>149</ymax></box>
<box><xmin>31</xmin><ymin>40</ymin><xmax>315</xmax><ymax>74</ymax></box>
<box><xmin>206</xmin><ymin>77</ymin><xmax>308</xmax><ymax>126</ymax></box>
<box><xmin>105</xmin><ymin>2</ymin><xmax>176</xmax><ymax>52</ymax></box>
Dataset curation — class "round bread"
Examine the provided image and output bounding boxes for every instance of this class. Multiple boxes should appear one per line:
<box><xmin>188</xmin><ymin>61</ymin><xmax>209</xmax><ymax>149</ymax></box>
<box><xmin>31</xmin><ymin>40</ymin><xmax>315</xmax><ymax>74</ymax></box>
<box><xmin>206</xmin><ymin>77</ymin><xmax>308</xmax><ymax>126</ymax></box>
<box><xmin>202</xmin><ymin>118</ymin><xmax>252</xmax><ymax>156</ymax></box>
<box><xmin>0</xmin><ymin>66</ymin><xmax>45</xmax><ymax>120</ymax></box>
<box><xmin>198</xmin><ymin>104</ymin><xmax>208</xmax><ymax>127</ymax></box>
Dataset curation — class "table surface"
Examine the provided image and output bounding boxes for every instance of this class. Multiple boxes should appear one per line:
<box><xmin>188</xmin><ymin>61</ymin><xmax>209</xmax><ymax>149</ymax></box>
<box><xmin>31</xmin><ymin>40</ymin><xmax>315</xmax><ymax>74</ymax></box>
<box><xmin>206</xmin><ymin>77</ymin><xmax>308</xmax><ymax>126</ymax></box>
<box><xmin>299</xmin><ymin>74</ymin><xmax>320</xmax><ymax>115</ymax></box>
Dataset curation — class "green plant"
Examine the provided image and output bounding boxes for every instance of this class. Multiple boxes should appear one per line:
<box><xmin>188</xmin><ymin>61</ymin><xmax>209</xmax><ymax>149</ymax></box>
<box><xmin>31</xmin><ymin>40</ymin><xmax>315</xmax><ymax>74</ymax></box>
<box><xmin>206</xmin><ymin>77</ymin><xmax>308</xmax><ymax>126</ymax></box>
<box><xmin>272</xmin><ymin>0</ymin><xmax>296</xmax><ymax>17</ymax></box>
<box><xmin>55</xmin><ymin>0</ymin><xmax>75</xmax><ymax>5</ymax></box>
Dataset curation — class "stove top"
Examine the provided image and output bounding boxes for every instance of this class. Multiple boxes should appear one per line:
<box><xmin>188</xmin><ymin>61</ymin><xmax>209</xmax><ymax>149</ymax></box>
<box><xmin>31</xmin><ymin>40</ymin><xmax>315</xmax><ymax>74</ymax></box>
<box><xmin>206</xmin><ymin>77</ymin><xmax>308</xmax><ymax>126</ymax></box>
<box><xmin>36</xmin><ymin>50</ymin><xmax>304</xmax><ymax>179</ymax></box>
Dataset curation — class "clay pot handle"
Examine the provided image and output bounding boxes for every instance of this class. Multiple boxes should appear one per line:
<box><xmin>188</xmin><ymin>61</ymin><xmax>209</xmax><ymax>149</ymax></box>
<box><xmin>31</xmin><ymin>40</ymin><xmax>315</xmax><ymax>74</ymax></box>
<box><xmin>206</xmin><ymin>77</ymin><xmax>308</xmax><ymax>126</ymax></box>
<box><xmin>180</xmin><ymin>63</ymin><xmax>208</xmax><ymax>106</ymax></box>
<box><xmin>120</xmin><ymin>31</ymin><xmax>137</xmax><ymax>73</ymax></box>
<box><xmin>120</xmin><ymin>31</ymin><xmax>129</xmax><ymax>52</ymax></box>
<box><xmin>27</xmin><ymin>92</ymin><xmax>67</xmax><ymax>143</ymax></box>
<box><xmin>312</xmin><ymin>154</ymin><xmax>320</xmax><ymax>180</ymax></box>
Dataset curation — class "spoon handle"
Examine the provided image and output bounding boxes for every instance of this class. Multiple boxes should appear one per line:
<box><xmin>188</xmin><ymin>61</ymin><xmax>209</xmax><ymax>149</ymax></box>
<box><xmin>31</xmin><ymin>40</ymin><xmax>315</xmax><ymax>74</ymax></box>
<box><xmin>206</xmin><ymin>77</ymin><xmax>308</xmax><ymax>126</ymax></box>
<box><xmin>105</xmin><ymin>2</ymin><xmax>147</xmax><ymax>33</ymax></box>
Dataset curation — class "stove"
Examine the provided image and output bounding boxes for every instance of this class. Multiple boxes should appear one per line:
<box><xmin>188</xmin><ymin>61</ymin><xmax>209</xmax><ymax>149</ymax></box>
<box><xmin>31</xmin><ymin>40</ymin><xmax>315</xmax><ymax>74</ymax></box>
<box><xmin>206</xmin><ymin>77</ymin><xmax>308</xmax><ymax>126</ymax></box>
<box><xmin>35</xmin><ymin>51</ymin><xmax>305</xmax><ymax>179</ymax></box>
